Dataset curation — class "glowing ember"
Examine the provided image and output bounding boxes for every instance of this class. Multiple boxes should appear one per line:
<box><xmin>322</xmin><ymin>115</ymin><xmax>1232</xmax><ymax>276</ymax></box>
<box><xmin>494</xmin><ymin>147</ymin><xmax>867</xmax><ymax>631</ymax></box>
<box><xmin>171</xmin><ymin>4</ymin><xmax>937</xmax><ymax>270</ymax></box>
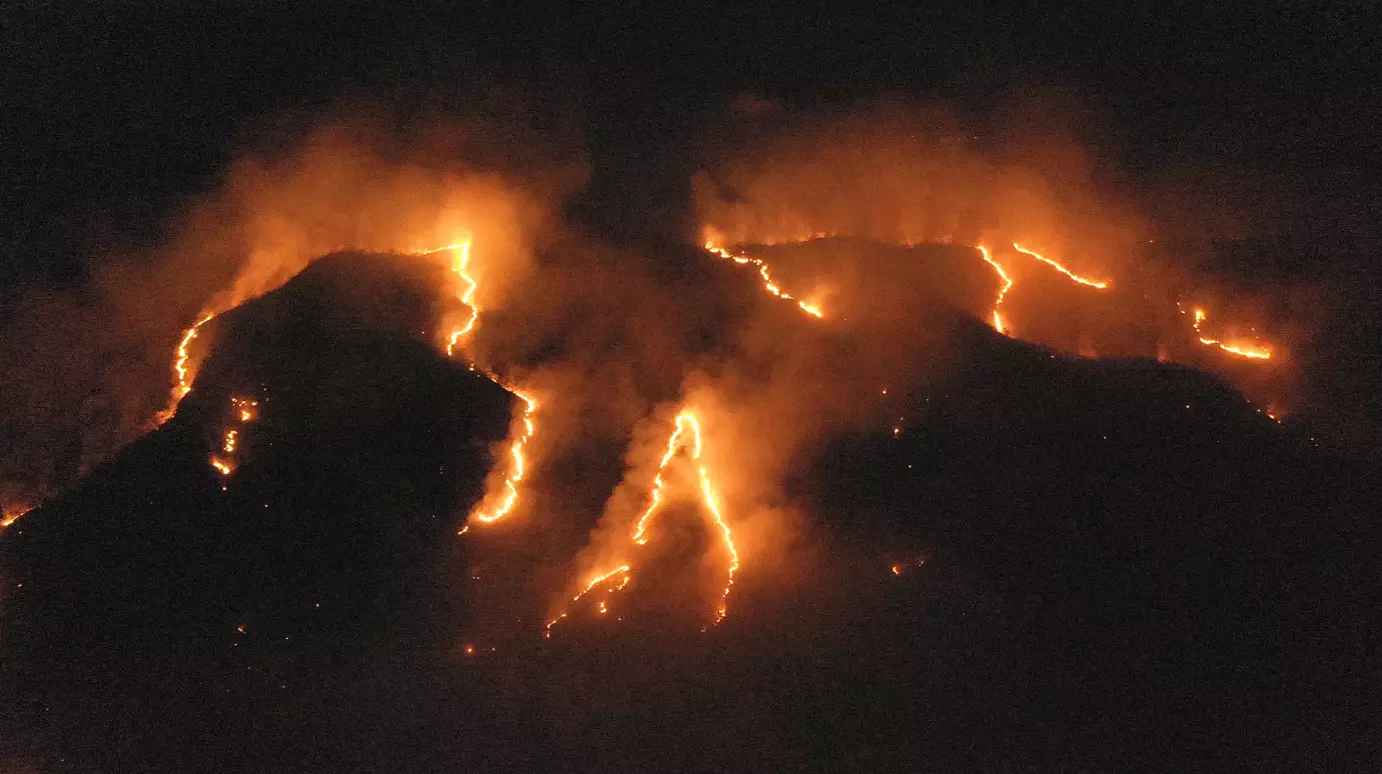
<box><xmin>1011</xmin><ymin>243</ymin><xmax>1110</xmax><ymax>289</ymax></box>
<box><xmin>704</xmin><ymin>242</ymin><xmax>825</xmax><ymax>318</ymax></box>
<box><xmin>153</xmin><ymin>313</ymin><xmax>217</xmax><ymax>425</ymax></box>
<box><xmin>1187</xmin><ymin>307</ymin><xmax>1272</xmax><ymax>360</ymax></box>
<box><xmin>549</xmin><ymin>410</ymin><xmax>739</xmax><ymax>634</ymax></box>
<box><xmin>210</xmin><ymin>396</ymin><xmax>259</xmax><ymax>479</ymax></box>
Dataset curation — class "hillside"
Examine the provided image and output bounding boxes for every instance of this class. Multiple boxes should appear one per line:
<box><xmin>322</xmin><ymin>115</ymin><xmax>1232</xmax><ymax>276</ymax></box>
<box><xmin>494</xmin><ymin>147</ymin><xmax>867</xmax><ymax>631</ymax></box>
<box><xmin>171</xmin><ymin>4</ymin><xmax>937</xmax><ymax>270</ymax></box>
<box><xmin>1</xmin><ymin>248</ymin><xmax>1377</xmax><ymax>773</ymax></box>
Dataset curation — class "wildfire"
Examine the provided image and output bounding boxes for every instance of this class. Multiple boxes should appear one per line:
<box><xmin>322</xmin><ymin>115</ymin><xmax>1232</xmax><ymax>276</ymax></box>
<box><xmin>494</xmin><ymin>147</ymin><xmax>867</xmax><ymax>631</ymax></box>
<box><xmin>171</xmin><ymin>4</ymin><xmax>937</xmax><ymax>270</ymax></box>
<box><xmin>1186</xmin><ymin>306</ymin><xmax>1272</xmax><ymax>360</ymax></box>
<box><xmin>420</xmin><ymin>241</ymin><xmax>479</xmax><ymax>356</ymax></box>
<box><xmin>152</xmin><ymin>313</ymin><xmax>217</xmax><ymax>425</ymax></box>
<box><xmin>547</xmin><ymin>410</ymin><xmax>739</xmax><ymax>635</ymax></box>
<box><xmin>174</xmin><ymin>314</ymin><xmax>215</xmax><ymax>397</ymax></box>
<box><xmin>631</xmin><ymin>413</ymin><xmax>704</xmax><ymax>545</ymax></box>
<box><xmin>544</xmin><ymin>565</ymin><xmax>632</xmax><ymax>637</ymax></box>
<box><xmin>209</xmin><ymin>396</ymin><xmax>259</xmax><ymax>480</ymax></box>
<box><xmin>704</xmin><ymin>242</ymin><xmax>825</xmax><ymax>318</ymax></box>
<box><xmin>976</xmin><ymin>245</ymin><xmax>1013</xmax><ymax>334</ymax></box>
<box><xmin>1011</xmin><ymin>243</ymin><xmax>1110</xmax><ymax>289</ymax></box>
<box><xmin>418</xmin><ymin>241</ymin><xmax>541</xmax><ymax>532</ymax></box>
<box><xmin>468</xmin><ymin>389</ymin><xmax>539</xmax><ymax>525</ymax></box>
<box><xmin>1</xmin><ymin>505</ymin><xmax>31</xmax><ymax>531</ymax></box>
<box><xmin>973</xmin><ymin>243</ymin><xmax>1108</xmax><ymax>335</ymax></box>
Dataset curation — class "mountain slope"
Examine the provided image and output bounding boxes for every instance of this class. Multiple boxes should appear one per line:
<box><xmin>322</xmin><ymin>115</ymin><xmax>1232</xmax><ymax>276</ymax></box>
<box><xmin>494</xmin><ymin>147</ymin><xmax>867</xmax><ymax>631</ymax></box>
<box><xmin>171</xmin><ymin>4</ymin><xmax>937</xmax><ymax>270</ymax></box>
<box><xmin>1</xmin><ymin>249</ymin><xmax>1377</xmax><ymax>773</ymax></box>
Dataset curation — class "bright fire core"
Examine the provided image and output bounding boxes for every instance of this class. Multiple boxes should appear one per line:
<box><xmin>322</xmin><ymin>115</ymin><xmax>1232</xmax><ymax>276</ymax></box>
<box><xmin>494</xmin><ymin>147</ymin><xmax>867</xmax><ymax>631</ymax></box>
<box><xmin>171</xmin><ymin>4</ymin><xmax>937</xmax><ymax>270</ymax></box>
<box><xmin>547</xmin><ymin>410</ymin><xmax>739</xmax><ymax>636</ymax></box>
<box><xmin>420</xmin><ymin>241</ymin><xmax>542</xmax><ymax>532</ymax></box>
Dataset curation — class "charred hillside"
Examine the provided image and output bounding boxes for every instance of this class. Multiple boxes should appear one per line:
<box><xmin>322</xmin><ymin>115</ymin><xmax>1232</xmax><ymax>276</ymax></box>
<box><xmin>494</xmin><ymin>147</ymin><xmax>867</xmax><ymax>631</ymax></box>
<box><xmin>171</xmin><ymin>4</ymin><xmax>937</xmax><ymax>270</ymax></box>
<box><xmin>1</xmin><ymin>249</ymin><xmax>1378</xmax><ymax>772</ymax></box>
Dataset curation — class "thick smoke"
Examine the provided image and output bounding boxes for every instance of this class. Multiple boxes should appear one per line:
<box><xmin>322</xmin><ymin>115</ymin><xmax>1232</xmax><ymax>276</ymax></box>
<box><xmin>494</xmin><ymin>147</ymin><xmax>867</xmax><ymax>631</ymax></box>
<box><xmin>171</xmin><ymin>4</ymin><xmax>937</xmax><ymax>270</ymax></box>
<box><xmin>0</xmin><ymin>91</ymin><xmax>1356</xmax><ymax>628</ymax></box>
<box><xmin>542</xmin><ymin>93</ymin><xmax>1359</xmax><ymax>619</ymax></box>
<box><xmin>693</xmin><ymin>95</ymin><xmax>1149</xmax><ymax>273</ymax></box>
<box><xmin>1</xmin><ymin>100</ymin><xmax>585</xmax><ymax>516</ymax></box>
<box><xmin>688</xmin><ymin>95</ymin><xmax>1314</xmax><ymax>421</ymax></box>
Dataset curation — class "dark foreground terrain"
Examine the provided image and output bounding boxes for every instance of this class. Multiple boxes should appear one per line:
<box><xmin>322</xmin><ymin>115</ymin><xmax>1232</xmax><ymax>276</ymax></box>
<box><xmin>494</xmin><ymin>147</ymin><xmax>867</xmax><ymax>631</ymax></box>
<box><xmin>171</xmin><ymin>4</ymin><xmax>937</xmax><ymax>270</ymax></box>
<box><xmin>2</xmin><ymin>250</ymin><xmax>1377</xmax><ymax>772</ymax></box>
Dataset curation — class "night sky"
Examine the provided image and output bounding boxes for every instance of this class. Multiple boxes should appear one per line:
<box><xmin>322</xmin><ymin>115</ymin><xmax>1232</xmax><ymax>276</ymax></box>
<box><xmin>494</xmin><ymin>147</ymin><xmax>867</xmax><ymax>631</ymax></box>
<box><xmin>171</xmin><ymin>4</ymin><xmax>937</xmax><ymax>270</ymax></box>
<box><xmin>5</xmin><ymin>5</ymin><xmax>1381</xmax><ymax>284</ymax></box>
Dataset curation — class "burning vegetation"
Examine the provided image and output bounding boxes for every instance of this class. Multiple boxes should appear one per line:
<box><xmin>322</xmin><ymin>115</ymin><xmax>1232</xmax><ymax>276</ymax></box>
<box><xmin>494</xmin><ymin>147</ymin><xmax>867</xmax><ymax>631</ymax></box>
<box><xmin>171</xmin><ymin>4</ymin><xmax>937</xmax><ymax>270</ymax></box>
<box><xmin>0</xmin><ymin>95</ymin><xmax>1341</xmax><ymax>645</ymax></box>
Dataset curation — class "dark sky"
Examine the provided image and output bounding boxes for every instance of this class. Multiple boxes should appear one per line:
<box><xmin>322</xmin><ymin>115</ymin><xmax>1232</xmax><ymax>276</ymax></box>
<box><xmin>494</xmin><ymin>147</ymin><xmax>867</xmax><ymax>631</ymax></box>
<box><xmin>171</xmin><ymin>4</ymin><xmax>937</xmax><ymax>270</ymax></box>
<box><xmin>4</xmin><ymin>3</ymin><xmax>1380</xmax><ymax>286</ymax></box>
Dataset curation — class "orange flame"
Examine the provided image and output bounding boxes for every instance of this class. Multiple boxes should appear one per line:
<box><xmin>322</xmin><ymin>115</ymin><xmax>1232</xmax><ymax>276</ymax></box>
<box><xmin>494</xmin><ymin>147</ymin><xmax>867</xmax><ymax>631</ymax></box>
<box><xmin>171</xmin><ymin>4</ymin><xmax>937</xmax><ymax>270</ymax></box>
<box><xmin>468</xmin><ymin>389</ymin><xmax>539</xmax><ymax>526</ymax></box>
<box><xmin>174</xmin><ymin>314</ymin><xmax>215</xmax><ymax>396</ymax></box>
<box><xmin>210</xmin><ymin>396</ymin><xmax>259</xmax><ymax>479</ymax></box>
<box><xmin>631</xmin><ymin>413</ymin><xmax>704</xmax><ymax>545</ymax></box>
<box><xmin>1188</xmin><ymin>306</ymin><xmax>1272</xmax><ymax>360</ymax></box>
<box><xmin>544</xmin><ymin>565</ymin><xmax>632</xmax><ymax>636</ymax></box>
<box><xmin>1</xmin><ymin>505</ymin><xmax>31</xmax><ymax>531</ymax></box>
<box><xmin>1011</xmin><ymin>243</ymin><xmax>1110</xmax><ymax>289</ymax></box>
<box><xmin>419</xmin><ymin>242</ymin><xmax>541</xmax><ymax>532</ymax></box>
<box><xmin>704</xmin><ymin>242</ymin><xmax>825</xmax><ymax>318</ymax></box>
<box><xmin>976</xmin><ymin>245</ymin><xmax>1013</xmax><ymax>334</ymax></box>
<box><xmin>549</xmin><ymin>410</ymin><xmax>739</xmax><ymax>634</ymax></box>
<box><xmin>153</xmin><ymin>312</ymin><xmax>217</xmax><ymax>425</ymax></box>
<box><xmin>974</xmin><ymin>243</ymin><xmax>1107</xmax><ymax>336</ymax></box>
<box><xmin>235</xmin><ymin>396</ymin><xmax>258</xmax><ymax>423</ymax></box>
<box><xmin>420</xmin><ymin>241</ymin><xmax>478</xmax><ymax>356</ymax></box>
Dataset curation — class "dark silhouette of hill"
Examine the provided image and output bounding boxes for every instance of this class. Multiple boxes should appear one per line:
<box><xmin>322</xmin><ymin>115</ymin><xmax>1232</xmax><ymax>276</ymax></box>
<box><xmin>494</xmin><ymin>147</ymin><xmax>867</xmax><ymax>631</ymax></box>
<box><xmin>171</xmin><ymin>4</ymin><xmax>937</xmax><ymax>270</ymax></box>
<box><xmin>1</xmin><ymin>249</ymin><xmax>1377</xmax><ymax>772</ymax></box>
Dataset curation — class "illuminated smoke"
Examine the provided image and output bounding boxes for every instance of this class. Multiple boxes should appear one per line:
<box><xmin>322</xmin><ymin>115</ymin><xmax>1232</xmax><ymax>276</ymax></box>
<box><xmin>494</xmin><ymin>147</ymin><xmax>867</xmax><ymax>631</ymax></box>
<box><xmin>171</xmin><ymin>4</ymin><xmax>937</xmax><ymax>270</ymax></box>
<box><xmin>2</xmin><ymin>100</ymin><xmax>583</xmax><ymax>518</ymax></box>
<box><xmin>548</xmin><ymin>410</ymin><xmax>739</xmax><ymax>634</ymax></box>
<box><xmin>1186</xmin><ymin>305</ymin><xmax>1273</xmax><ymax>360</ymax></box>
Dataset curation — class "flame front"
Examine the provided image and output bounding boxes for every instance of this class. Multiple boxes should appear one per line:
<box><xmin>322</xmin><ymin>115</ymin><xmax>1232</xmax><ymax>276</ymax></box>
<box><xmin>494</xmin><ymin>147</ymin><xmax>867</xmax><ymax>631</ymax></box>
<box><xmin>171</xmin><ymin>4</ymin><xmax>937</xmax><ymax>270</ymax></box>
<box><xmin>421</xmin><ymin>241</ymin><xmax>479</xmax><ymax>356</ymax></box>
<box><xmin>548</xmin><ymin>410</ymin><xmax>738</xmax><ymax>634</ymax></box>
<box><xmin>420</xmin><ymin>242</ymin><xmax>542</xmax><ymax>531</ymax></box>
<box><xmin>1187</xmin><ymin>306</ymin><xmax>1272</xmax><ymax>360</ymax></box>
<box><xmin>469</xmin><ymin>389</ymin><xmax>539</xmax><ymax>525</ymax></box>
<box><xmin>704</xmin><ymin>242</ymin><xmax>824</xmax><ymax>318</ymax></box>
<box><xmin>631</xmin><ymin>413</ymin><xmax>704</xmax><ymax>545</ymax></box>
<box><xmin>706</xmin><ymin>236</ymin><xmax>1112</xmax><ymax>336</ymax></box>
<box><xmin>976</xmin><ymin>244</ymin><xmax>1013</xmax><ymax>334</ymax></box>
<box><xmin>1010</xmin><ymin>243</ymin><xmax>1110</xmax><ymax>289</ymax></box>
<box><xmin>153</xmin><ymin>313</ymin><xmax>217</xmax><ymax>425</ymax></box>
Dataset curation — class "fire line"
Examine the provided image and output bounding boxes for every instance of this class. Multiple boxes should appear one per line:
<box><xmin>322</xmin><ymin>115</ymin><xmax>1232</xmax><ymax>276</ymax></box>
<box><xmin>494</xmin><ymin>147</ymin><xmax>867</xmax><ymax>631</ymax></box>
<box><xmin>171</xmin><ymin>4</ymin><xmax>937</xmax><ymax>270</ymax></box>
<box><xmin>1185</xmin><ymin>305</ymin><xmax>1272</xmax><ymax>360</ymax></box>
<box><xmin>976</xmin><ymin>245</ymin><xmax>1013</xmax><ymax>334</ymax></box>
<box><xmin>1011</xmin><ymin>243</ymin><xmax>1110</xmax><ymax>289</ymax></box>
<box><xmin>704</xmin><ymin>242</ymin><xmax>825</xmax><ymax>318</ymax></box>
<box><xmin>547</xmin><ymin>410</ymin><xmax>739</xmax><ymax>635</ymax></box>
<box><xmin>420</xmin><ymin>242</ymin><xmax>542</xmax><ymax>531</ymax></box>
